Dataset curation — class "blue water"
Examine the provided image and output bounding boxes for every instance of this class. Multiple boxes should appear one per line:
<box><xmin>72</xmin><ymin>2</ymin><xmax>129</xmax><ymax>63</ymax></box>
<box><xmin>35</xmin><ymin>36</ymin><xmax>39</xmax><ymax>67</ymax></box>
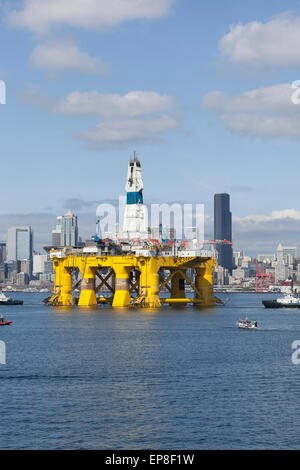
<box><xmin>0</xmin><ymin>292</ymin><xmax>300</xmax><ymax>449</ymax></box>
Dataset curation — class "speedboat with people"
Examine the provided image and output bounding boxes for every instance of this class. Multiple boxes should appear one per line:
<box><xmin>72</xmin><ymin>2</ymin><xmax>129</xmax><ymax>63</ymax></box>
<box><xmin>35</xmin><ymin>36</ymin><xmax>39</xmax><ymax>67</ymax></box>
<box><xmin>237</xmin><ymin>318</ymin><xmax>259</xmax><ymax>329</ymax></box>
<box><xmin>0</xmin><ymin>292</ymin><xmax>23</xmax><ymax>305</ymax></box>
<box><xmin>0</xmin><ymin>314</ymin><xmax>12</xmax><ymax>326</ymax></box>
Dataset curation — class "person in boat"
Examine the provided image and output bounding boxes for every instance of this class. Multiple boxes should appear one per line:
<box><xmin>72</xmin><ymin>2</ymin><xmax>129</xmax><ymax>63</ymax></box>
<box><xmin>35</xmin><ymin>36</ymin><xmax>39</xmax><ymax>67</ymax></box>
<box><xmin>0</xmin><ymin>314</ymin><xmax>4</xmax><ymax>322</ymax></box>
<box><xmin>254</xmin><ymin>321</ymin><xmax>258</xmax><ymax>327</ymax></box>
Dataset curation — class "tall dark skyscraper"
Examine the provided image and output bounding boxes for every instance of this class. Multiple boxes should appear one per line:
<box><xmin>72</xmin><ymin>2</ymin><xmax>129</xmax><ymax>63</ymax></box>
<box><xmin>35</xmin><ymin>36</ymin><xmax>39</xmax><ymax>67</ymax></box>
<box><xmin>214</xmin><ymin>193</ymin><xmax>233</xmax><ymax>274</ymax></box>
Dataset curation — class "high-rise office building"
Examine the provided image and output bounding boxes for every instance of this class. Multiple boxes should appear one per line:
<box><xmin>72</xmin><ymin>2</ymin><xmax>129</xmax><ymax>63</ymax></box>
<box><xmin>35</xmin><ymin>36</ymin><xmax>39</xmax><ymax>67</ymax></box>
<box><xmin>214</xmin><ymin>193</ymin><xmax>233</xmax><ymax>274</ymax></box>
<box><xmin>32</xmin><ymin>254</ymin><xmax>48</xmax><ymax>276</ymax></box>
<box><xmin>7</xmin><ymin>226</ymin><xmax>33</xmax><ymax>262</ymax></box>
<box><xmin>51</xmin><ymin>210</ymin><xmax>78</xmax><ymax>247</ymax></box>
<box><xmin>276</xmin><ymin>244</ymin><xmax>298</xmax><ymax>264</ymax></box>
<box><xmin>0</xmin><ymin>242</ymin><xmax>6</xmax><ymax>263</ymax></box>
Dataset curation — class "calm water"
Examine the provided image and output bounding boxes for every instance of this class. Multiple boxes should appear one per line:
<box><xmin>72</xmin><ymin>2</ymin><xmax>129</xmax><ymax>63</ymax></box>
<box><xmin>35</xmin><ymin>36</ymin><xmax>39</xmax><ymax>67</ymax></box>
<box><xmin>1</xmin><ymin>292</ymin><xmax>300</xmax><ymax>449</ymax></box>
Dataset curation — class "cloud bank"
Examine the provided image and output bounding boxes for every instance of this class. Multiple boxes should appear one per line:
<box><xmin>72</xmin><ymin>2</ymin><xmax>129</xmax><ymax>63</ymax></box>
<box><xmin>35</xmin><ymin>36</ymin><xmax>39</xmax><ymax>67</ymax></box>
<box><xmin>22</xmin><ymin>87</ymin><xmax>180</xmax><ymax>149</ymax></box>
<box><xmin>220</xmin><ymin>12</ymin><xmax>300</xmax><ymax>70</ymax></box>
<box><xmin>201</xmin><ymin>83</ymin><xmax>300</xmax><ymax>139</ymax></box>
<box><xmin>8</xmin><ymin>0</ymin><xmax>174</xmax><ymax>34</ymax></box>
<box><xmin>30</xmin><ymin>39</ymin><xmax>107</xmax><ymax>74</ymax></box>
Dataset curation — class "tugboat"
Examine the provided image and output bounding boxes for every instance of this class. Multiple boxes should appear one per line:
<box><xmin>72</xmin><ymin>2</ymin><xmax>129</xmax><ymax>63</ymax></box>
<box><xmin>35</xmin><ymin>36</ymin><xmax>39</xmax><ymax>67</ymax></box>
<box><xmin>263</xmin><ymin>283</ymin><xmax>300</xmax><ymax>308</ymax></box>
<box><xmin>237</xmin><ymin>318</ymin><xmax>259</xmax><ymax>329</ymax></box>
<box><xmin>0</xmin><ymin>292</ymin><xmax>23</xmax><ymax>305</ymax></box>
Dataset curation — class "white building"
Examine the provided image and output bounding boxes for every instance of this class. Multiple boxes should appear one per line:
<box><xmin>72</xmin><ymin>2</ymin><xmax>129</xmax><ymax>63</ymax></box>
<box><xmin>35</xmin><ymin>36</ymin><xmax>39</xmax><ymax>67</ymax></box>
<box><xmin>233</xmin><ymin>250</ymin><xmax>244</xmax><ymax>267</ymax></box>
<box><xmin>277</xmin><ymin>244</ymin><xmax>298</xmax><ymax>263</ymax></box>
<box><xmin>258</xmin><ymin>254</ymin><xmax>276</xmax><ymax>264</ymax></box>
<box><xmin>275</xmin><ymin>261</ymin><xmax>290</xmax><ymax>283</ymax></box>
<box><xmin>33</xmin><ymin>254</ymin><xmax>48</xmax><ymax>275</ymax></box>
<box><xmin>52</xmin><ymin>210</ymin><xmax>78</xmax><ymax>247</ymax></box>
<box><xmin>231</xmin><ymin>268</ymin><xmax>245</xmax><ymax>281</ymax></box>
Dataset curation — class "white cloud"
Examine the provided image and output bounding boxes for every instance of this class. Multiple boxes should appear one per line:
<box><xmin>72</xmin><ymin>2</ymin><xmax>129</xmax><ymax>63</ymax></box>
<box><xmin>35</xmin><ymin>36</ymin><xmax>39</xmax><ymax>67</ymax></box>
<box><xmin>65</xmin><ymin>91</ymin><xmax>179</xmax><ymax>148</ymax></box>
<box><xmin>235</xmin><ymin>209</ymin><xmax>300</xmax><ymax>224</ymax></box>
<box><xmin>202</xmin><ymin>84</ymin><xmax>297</xmax><ymax>114</ymax></box>
<box><xmin>231</xmin><ymin>209</ymin><xmax>300</xmax><ymax>254</ymax></box>
<box><xmin>55</xmin><ymin>90</ymin><xmax>175</xmax><ymax>117</ymax></box>
<box><xmin>8</xmin><ymin>0</ymin><xmax>174</xmax><ymax>34</ymax></box>
<box><xmin>201</xmin><ymin>83</ymin><xmax>300</xmax><ymax>139</ymax></box>
<box><xmin>78</xmin><ymin>115</ymin><xmax>179</xmax><ymax>149</ymax></box>
<box><xmin>30</xmin><ymin>39</ymin><xmax>107</xmax><ymax>74</ymax></box>
<box><xmin>220</xmin><ymin>12</ymin><xmax>300</xmax><ymax>69</ymax></box>
<box><xmin>22</xmin><ymin>86</ymin><xmax>180</xmax><ymax>149</ymax></box>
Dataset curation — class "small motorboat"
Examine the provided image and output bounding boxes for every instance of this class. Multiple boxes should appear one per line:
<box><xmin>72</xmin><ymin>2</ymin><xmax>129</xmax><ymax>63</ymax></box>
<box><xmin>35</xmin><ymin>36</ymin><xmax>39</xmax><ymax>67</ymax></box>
<box><xmin>237</xmin><ymin>318</ymin><xmax>259</xmax><ymax>329</ymax></box>
<box><xmin>0</xmin><ymin>320</ymin><xmax>12</xmax><ymax>326</ymax></box>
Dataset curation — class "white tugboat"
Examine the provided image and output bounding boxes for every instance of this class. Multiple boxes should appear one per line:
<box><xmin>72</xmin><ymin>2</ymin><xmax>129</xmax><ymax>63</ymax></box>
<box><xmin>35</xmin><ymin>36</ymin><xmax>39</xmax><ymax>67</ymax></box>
<box><xmin>263</xmin><ymin>283</ymin><xmax>300</xmax><ymax>308</ymax></box>
<box><xmin>0</xmin><ymin>292</ymin><xmax>23</xmax><ymax>305</ymax></box>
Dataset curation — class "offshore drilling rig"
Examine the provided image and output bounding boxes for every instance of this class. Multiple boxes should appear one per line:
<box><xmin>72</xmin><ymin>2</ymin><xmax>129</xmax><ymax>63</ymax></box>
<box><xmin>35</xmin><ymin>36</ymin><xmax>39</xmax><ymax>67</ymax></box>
<box><xmin>45</xmin><ymin>154</ymin><xmax>222</xmax><ymax>309</ymax></box>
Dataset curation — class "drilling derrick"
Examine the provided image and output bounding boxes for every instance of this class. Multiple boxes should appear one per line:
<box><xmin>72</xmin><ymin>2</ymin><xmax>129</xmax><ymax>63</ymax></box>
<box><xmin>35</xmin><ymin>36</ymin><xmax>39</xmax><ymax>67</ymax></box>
<box><xmin>120</xmin><ymin>152</ymin><xmax>148</xmax><ymax>240</ymax></box>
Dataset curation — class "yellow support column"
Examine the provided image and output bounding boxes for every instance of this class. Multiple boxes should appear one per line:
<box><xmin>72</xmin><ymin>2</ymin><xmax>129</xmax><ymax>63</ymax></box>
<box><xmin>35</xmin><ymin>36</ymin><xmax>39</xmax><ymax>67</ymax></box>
<box><xmin>112</xmin><ymin>265</ymin><xmax>131</xmax><ymax>308</ymax></box>
<box><xmin>195</xmin><ymin>259</ymin><xmax>216</xmax><ymax>306</ymax></box>
<box><xmin>139</xmin><ymin>258</ymin><xmax>161</xmax><ymax>308</ymax></box>
<box><xmin>78</xmin><ymin>262</ymin><xmax>97</xmax><ymax>307</ymax></box>
<box><xmin>171</xmin><ymin>270</ymin><xmax>186</xmax><ymax>299</ymax></box>
<box><xmin>53</xmin><ymin>260</ymin><xmax>62</xmax><ymax>296</ymax></box>
<box><xmin>60</xmin><ymin>266</ymin><xmax>73</xmax><ymax>306</ymax></box>
<box><xmin>47</xmin><ymin>259</ymin><xmax>63</xmax><ymax>304</ymax></box>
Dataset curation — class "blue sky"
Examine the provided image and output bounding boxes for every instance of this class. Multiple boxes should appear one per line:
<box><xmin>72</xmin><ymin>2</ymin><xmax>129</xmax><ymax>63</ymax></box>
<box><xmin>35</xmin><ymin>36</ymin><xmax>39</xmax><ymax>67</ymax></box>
<box><xmin>1</xmin><ymin>0</ymin><xmax>300</xmax><ymax>253</ymax></box>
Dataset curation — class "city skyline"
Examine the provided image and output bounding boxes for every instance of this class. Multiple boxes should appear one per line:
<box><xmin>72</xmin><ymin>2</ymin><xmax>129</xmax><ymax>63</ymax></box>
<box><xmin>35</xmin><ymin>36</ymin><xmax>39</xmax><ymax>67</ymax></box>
<box><xmin>1</xmin><ymin>200</ymin><xmax>300</xmax><ymax>257</ymax></box>
<box><xmin>1</xmin><ymin>202</ymin><xmax>299</xmax><ymax>259</ymax></box>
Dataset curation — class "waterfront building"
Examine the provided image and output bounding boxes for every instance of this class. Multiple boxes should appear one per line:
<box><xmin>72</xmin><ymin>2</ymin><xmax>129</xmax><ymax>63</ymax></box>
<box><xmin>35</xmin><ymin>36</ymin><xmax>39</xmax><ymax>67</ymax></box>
<box><xmin>20</xmin><ymin>259</ymin><xmax>32</xmax><ymax>278</ymax></box>
<box><xmin>44</xmin><ymin>259</ymin><xmax>54</xmax><ymax>275</ymax></box>
<box><xmin>214</xmin><ymin>193</ymin><xmax>233</xmax><ymax>274</ymax></box>
<box><xmin>231</xmin><ymin>268</ymin><xmax>245</xmax><ymax>281</ymax></box>
<box><xmin>0</xmin><ymin>242</ymin><xmax>6</xmax><ymax>263</ymax></box>
<box><xmin>233</xmin><ymin>250</ymin><xmax>244</xmax><ymax>268</ymax></box>
<box><xmin>6</xmin><ymin>260</ymin><xmax>20</xmax><ymax>283</ymax></box>
<box><xmin>16</xmin><ymin>272</ymin><xmax>29</xmax><ymax>286</ymax></box>
<box><xmin>214</xmin><ymin>265</ymin><xmax>229</xmax><ymax>286</ymax></box>
<box><xmin>275</xmin><ymin>261</ymin><xmax>290</xmax><ymax>283</ymax></box>
<box><xmin>258</xmin><ymin>254</ymin><xmax>276</xmax><ymax>264</ymax></box>
<box><xmin>33</xmin><ymin>254</ymin><xmax>48</xmax><ymax>276</ymax></box>
<box><xmin>277</xmin><ymin>244</ymin><xmax>298</xmax><ymax>264</ymax></box>
<box><xmin>241</xmin><ymin>256</ymin><xmax>252</xmax><ymax>268</ymax></box>
<box><xmin>52</xmin><ymin>210</ymin><xmax>78</xmax><ymax>247</ymax></box>
<box><xmin>0</xmin><ymin>263</ymin><xmax>7</xmax><ymax>282</ymax></box>
<box><xmin>7</xmin><ymin>226</ymin><xmax>33</xmax><ymax>262</ymax></box>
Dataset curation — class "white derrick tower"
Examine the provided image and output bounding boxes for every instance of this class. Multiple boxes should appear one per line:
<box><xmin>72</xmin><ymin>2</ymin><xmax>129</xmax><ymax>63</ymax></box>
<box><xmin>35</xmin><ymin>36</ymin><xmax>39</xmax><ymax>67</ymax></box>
<box><xmin>120</xmin><ymin>152</ymin><xmax>148</xmax><ymax>240</ymax></box>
